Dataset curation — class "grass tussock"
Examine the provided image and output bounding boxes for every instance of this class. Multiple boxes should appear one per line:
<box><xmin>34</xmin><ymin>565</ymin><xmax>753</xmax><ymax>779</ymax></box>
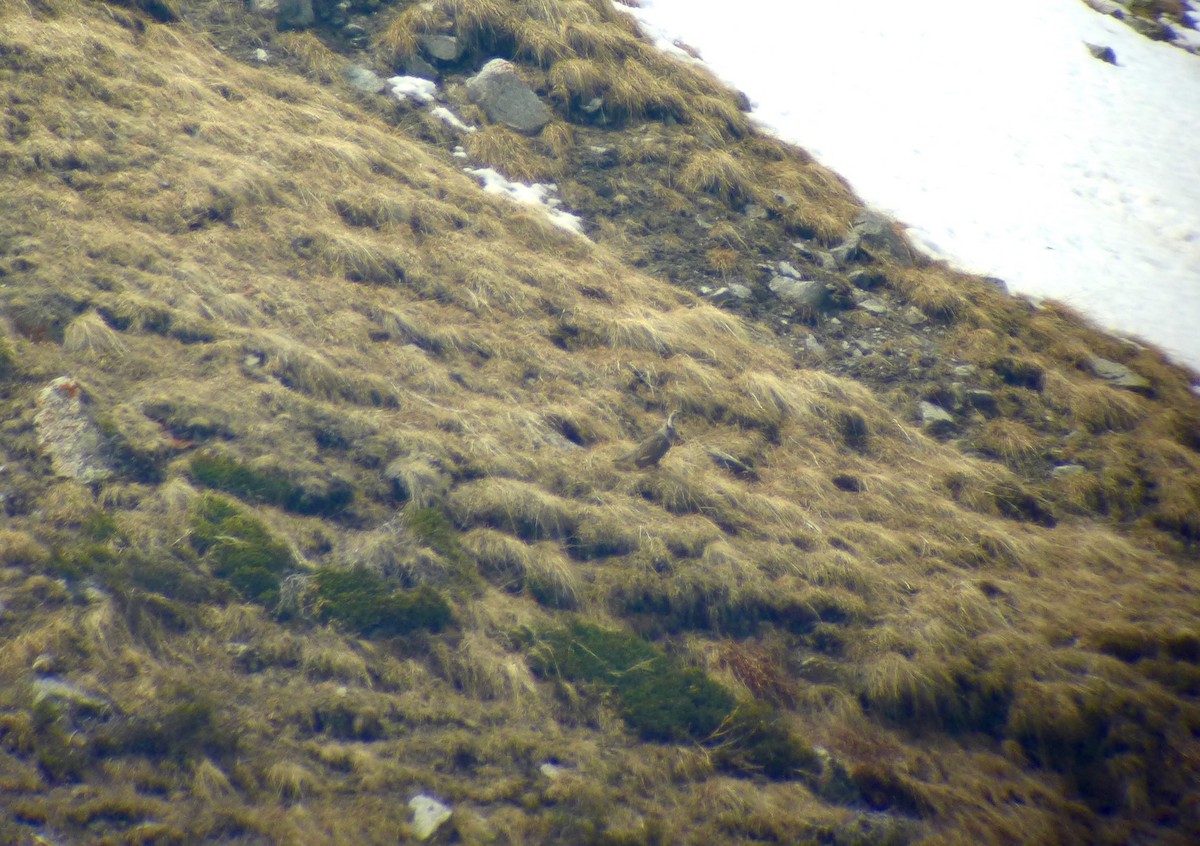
<box><xmin>2</xmin><ymin>2</ymin><xmax>1199</xmax><ymax>844</ymax></box>
<box><xmin>678</xmin><ymin>150</ymin><xmax>756</xmax><ymax>207</ymax></box>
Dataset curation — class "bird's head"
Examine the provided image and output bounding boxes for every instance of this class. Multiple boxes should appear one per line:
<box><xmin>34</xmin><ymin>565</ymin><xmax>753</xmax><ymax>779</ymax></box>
<box><xmin>663</xmin><ymin>412</ymin><xmax>679</xmax><ymax>442</ymax></box>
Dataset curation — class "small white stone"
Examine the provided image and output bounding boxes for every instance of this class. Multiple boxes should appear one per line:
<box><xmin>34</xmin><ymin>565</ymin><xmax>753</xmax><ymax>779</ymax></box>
<box><xmin>255</xmin><ymin>48</ymin><xmax>269</xmax><ymax>63</ymax></box>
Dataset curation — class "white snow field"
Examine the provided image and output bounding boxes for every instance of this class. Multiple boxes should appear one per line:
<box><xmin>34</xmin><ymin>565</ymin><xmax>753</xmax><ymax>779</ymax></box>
<box><xmin>624</xmin><ymin>0</ymin><xmax>1200</xmax><ymax>373</ymax></box>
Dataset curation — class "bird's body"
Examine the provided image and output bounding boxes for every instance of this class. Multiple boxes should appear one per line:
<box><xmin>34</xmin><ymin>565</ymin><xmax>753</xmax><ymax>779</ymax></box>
<box><xmin>615</xmin><ymin>413</ymin><xmax>678</xmax><ymax>469</ymax></box>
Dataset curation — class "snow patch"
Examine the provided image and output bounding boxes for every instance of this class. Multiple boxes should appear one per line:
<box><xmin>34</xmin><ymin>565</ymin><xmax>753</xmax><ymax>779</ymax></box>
<box><xmin>387</xmin><ymin>75</ymin><xmax>437</xmax><ymax>104</ymax></box>
<box><xmin>624</xmin><ymin>0</ymin><xmax>1200</xmax><ymax>370</ymax></box>
<box><xmin>464</xmin><ymin>167</ymin><xmax>586</xmax><ymax>236</ymax></box>
<box><xmin>431</xmin><ymin>106</ymin><xmax>476</xmax><ymax>133</ymax></box>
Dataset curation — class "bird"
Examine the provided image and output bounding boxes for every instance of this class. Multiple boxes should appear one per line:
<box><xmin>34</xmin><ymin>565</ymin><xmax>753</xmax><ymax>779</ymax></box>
<box><xmin>615</xmin><ymin>413</ymin><xmax>679</xmax><ymax>469</ymax></box>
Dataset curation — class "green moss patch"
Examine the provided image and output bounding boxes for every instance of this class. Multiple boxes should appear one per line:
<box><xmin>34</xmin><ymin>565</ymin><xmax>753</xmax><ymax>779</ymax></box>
<box><xmin>529</xmin><ymin>622</ymin><xmax>818</xmax><ymax>779</ymax></box>
<box><xmin>190</xmin><ymin>494</ymin><xmax>293</xmax><ymax>606</ymax></box>
<box><xmin>312</xmin><ymin>566</ymin><xmax>452</xmax><ymax>638</ymax></box>
<box><xmin>189</xmin><ymin>450</ymin><xmax>353</xmax><ymax>516</ymax></box>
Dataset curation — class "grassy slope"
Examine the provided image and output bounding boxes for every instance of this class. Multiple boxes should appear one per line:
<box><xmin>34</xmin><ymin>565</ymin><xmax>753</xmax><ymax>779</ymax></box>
<box><xmin>0</xmin><ymin>1</ymin><xmax>1198</xmax><ymax>844</ymax></box>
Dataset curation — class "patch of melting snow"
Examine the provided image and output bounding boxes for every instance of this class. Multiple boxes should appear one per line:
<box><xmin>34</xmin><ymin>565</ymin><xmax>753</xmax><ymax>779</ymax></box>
<box><xmin>464</xmin><ymin>167</ymin><xmax>587</xmax><ymax>237</ymax></box>
<box><xmin>387</xmin><ymin>75</ymin><xmax>438</xmax><ymax>104</ymax></box>
<box><xmin>431</xmin><ymin>106</ymin><xmax>476</xmax><ymax>132</ymax></box>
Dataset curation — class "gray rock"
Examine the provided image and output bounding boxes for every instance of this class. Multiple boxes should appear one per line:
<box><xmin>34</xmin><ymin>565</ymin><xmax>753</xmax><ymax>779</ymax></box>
<box><xmin>918</xmin><ymin>401</ymin><xmax>956</xmax><ymax>436</ymax></box>
<box><xmin>249</xmin><ymin>0</ymin><xmax>278</xmax><ymax>13</ymax></box>
<box><xmin>405</xmin><ymin>54</ymin><xmax>439</xmax><ymax>81</ymax></box>
<box><xmin>804</xmin><ymin>334</ymin><xmax>827</xmax><ymax>356</ymax></box>
<box><xmin>1084</xmin><ymin>0</ymin><xmax>1124</xmax><ymax>14</ymax></box>
<box><xmin>276</xmin><ymin>0</ymin><xmax>313</xmax><ymax>30</ymax></box>
<box><xmin>849</xmin><ymin>211</ymin><xmax>914</xmax><ymax>266</ymax></box>
<box><xmin>466</xmin><ymin>59</ymin><xmax>551</xmax><ymax>134</ymax></box>
<box><xmin>858</xmin><ymin>297</ymin><xmax>890</xmax><ymax>316</ymax></box>
<box><xmin>409</xmin><ymin>794</ymin><xmax>452</xmax><ymax>841</ymax></box>
<box><xmin>32</xmin><ymin>677</ymin><xmax>111</xmax><ymax>715</ymax></box>
<box><xmin>982</xmin><ymin>276</ymin><xmax>1010</xmax><ymax>294</ymax></box>
<box><xmin>344</xmin><ymin>65</ymin><xmax>386</xmax><ymax>94</ymax></box>
<box><xmin>902</xmin><ymin>306</ymin><xmax>928</xmax><ymax>326</ymax></box>
<box><xmin>420</xmin><ymin>34</ymin><xmax>462</xmax><ymax>63</ymax></box>
<box><xmin>776</xmin><ymin>261</ymin><xmax>802</xmax><ymax>279</ymax></box>
<box><xmin>34</xmin><ymin>378</ymin><xmax>114</xmax><ymax>484</ymax></box>
<box><xmin>1052</xmin><ymin>463</ymin><xmax>1088</xmax><ymax>479</ymax></box>
<box><xmin>743</xmin><ymin>203</ymin><xmax>768</xmax><ymax>219</ymax></box>
<box><xmin>705</xmin><ymin>283</ymin><xmax>752</xmax><ymax>306</ymax></box>
<box><xmin>1087</xmin><ymin>356</ymin><xmax>1153</xmax><ymax>395</ymax></box>
<box><xmin>965</xmin><ymin>389</ymin><xmax>998</xmax><ymax>414</ymax></box>
<box><xmin>768</xmin><ymin>275</ymin><xmax>826</xmax><ymax>309</ymax></box>
<box><xmin>953</xmin><ymin>364</ymin><xmax>978</xmax><ymax>378</ymax></box>
<box><xmin>1086</xmin><ymin>42</ymin><xmax>1118</xmax><ymax>63</ymax></box>
<box><xmin>829</xmin><ymin>242</ymin><xmax>861</xmax><ymax>268</ymax></box>
<box><xmin>793</xmin><ymin>243</ymin><xmax>840</xmax><ymax>271</ymax></box>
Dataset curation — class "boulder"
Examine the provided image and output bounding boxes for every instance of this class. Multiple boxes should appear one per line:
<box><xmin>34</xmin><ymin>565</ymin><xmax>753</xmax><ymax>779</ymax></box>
<box><xmin>965</xmin><ymin>389</ymin><xmax>998</xmax><ymax>414</ymax></box>
<box><xmin>858</xmin><ymin>296</ymin><xmax>890</xmax><ymax>316</ymax></box>
<box><xmin>409</xmin><ymin>794</ymin><xmax>452</xmax><ymax>841</ymax></box>
<box><xmin>34</xmin><ymin>378</ymin><xmax>114</xmax><ymax>484</ymax></box>
<box><xmin>420</xmin><ymin>34</ymin><xmax>462</xmax><ymax>63</ymax></box>
<box><xmin>1086</xmin><ymin>42</ymin><xmax>1119</xmax><ymax>63</ymax></box>
<box><xmin>344</xmin><ymin>65</ymin><xmax>386</xmax><ymax>94</ymax></box>
<box><xmin>768</xmin><ymin>275</ymin><xmax>826</xmax><ymax>309</ymax></box>
<box><xmin>846</xmin><ymin>211</ymin><xmax>914</xmax><ymax>266</ymax></box>
<box><xmin>776</xmin><ymin>260</ymin><xmax>802</xmax><ymax>279</ymax></box>
<box><xmin>918</xmin><ymin>401</ymin><xmax>956</xmax><ymax>436</ymax></box>
<box><xmin>1087</xmin><ymin>356</ymin><xmax>1153</xmax><ymax>395</ymax></box>
<box><xmin>405</xmin><ymin>54</ymin><xmax>439</xmax><ymax>81</ymax></box>
<box><xmin>276</xmin><ymin>0</ymin><xmax>313</xmax><ymax>30</ymax></box>
<box><xmin>466</xmin><ymin>59</ymin><xmax>551</xmax><ymax>134</ymax></box>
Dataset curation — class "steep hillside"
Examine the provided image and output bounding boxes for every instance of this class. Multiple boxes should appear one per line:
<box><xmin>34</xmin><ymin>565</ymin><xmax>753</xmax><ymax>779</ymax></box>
<box><xmin>1</xmin><ymin>1</ymin><xmax>1198</xmax><ymax>844</ymax></box>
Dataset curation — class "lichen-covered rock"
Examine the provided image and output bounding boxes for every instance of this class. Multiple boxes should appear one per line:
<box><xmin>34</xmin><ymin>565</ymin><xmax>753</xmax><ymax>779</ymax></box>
<box><xmin>409</xmin><ymin>794</ymin><xmax>452</xmax><ymax>841</ymax></box>
<box><xmin>34</xmin><ymin>378</ymin><xmax>114</xmax><ymax>483</ymax></box>
<box><xmin>466</xmin><ymin>59</ymin><xmax>551</xmax><ymax>134</ymax></box>
<box><xmin>768</xmin><ymin>275</ymin><xmax>826</xmax><ymax>309</ymax></box>
<box><xmin>420</xmin><ymin>34</ymin><xmax>462</xmax><ymax>63</ymax></box>
<box><xmin>918</xmin><ymin>400</ymin><xmax>956</xmax><ymax>436</ymax></box>
<box><xmin>344</xmin><ymin>65</ymin><xmax>386</xmax><ymax>94</ymax></box>
<box><xmin>848</xmin><ymin>210</ymin><xmax>915</xmax><ymax>266</ymax></box>
<box><xmin>1087</xmin><ymin>356</ymin><xmax>1154</xmax><ymax>395</ymax></box>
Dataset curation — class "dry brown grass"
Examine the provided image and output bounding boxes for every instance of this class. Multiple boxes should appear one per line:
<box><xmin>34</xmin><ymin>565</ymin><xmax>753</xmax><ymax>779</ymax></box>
<box><xmin>1</xmin><ymin>3</ymin><xmax>1198</xmax><ymax>845</ymax></box>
